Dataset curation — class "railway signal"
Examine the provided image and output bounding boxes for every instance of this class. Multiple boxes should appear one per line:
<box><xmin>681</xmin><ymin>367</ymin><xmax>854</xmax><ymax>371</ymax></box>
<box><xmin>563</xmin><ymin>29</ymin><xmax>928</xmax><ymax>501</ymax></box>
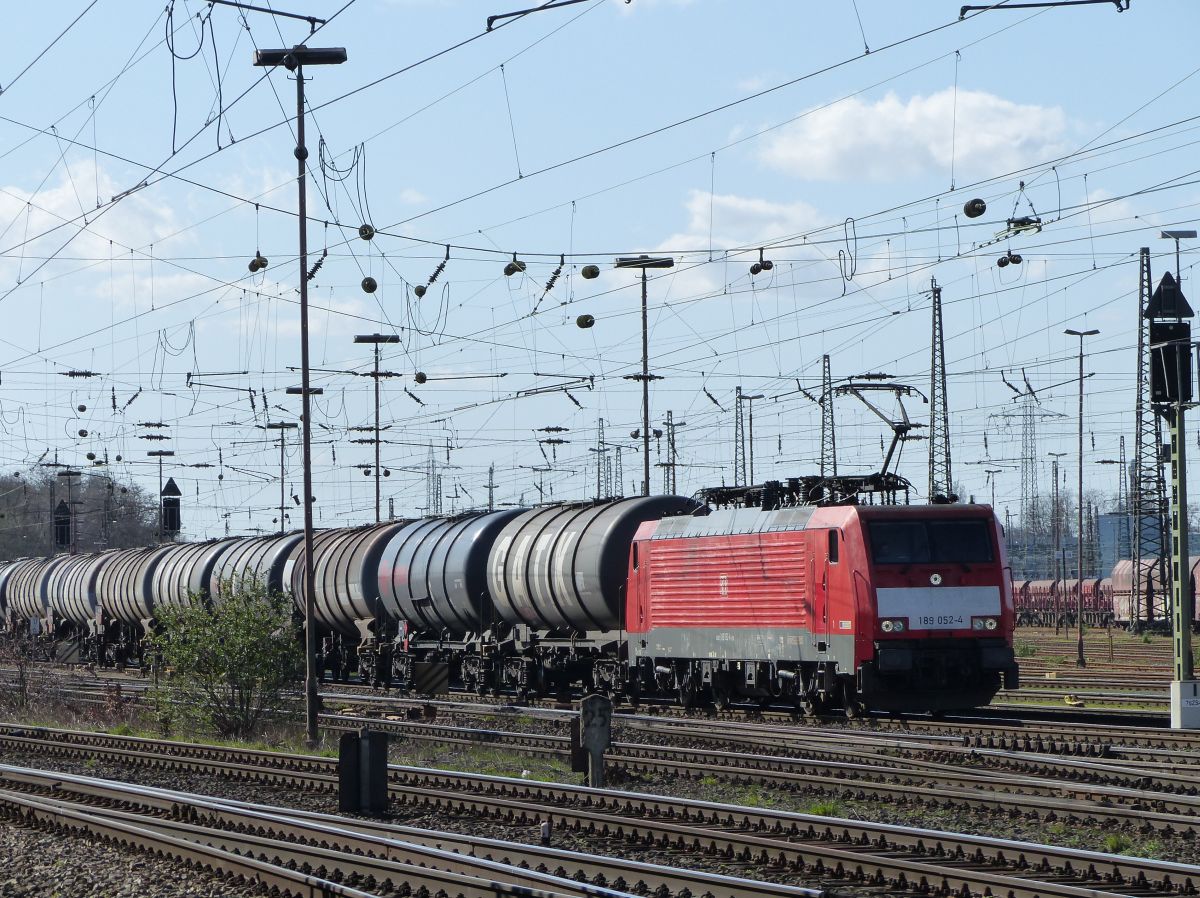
<box><xmin>1145</xmin><ymin>244</ymin><xmax>1200</xmax><ymax>728</ymax></box>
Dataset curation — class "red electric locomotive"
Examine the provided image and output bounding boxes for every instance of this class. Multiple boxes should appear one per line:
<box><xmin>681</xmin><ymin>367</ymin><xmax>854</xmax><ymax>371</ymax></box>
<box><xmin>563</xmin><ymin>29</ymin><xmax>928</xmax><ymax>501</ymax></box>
<box><xmin>627</xmin><ymin>502</ymin><xmax>1018</xmax><ymax>713</ymax></box>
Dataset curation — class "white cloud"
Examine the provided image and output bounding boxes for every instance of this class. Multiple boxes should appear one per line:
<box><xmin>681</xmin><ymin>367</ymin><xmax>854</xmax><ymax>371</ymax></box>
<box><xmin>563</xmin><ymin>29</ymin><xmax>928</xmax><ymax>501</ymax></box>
<box><xmin>658</xmin><ymin>189</ymin><xmax>824</xmax><ymax>253</ymax></box>
<box><xmin>0</xmin><ymin>162</ymin><xmax>196</xmax><ymax>321</ymax></box>
<box><xmin>759</xmin><ymin>89</ymin><xmax>1071</xmax><ymax>182</ymax></box>
<box><xmin>642</xmin><ymin>190</ymin><xmax>826</xmax><ymax>298</ymax></box>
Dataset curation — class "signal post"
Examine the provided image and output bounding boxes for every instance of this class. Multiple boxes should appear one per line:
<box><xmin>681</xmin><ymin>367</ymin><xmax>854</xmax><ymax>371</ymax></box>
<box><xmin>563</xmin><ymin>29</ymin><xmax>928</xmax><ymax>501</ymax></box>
<box><xmin>1146</xmin><ymin>263</ymin><xmax>1200</xmax><ymax>728</ymax></box>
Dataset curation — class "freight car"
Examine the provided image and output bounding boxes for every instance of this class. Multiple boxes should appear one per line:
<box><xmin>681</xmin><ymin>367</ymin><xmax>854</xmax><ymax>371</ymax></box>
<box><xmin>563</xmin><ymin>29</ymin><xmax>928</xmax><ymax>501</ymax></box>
<box><xmin>0</xmin><ymin>495</ymin><xmax>1019</xmax><ymax>714</ymax></box>
<box><xmin>1013</xmin><ymin>556</ymin><xmax>1200</xmax><ymax>631</ymax></box>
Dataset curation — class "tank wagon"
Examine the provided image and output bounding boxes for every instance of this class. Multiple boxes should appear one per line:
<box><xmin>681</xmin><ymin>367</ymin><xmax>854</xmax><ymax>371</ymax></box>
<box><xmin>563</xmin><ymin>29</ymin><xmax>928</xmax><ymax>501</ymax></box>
<box><xmin>0</xmin><ymin>539</ymin><xmax>246</xmax><ymax>665</ymax></box>
<box><xmin>0</xmin><ymin>496</ymin><xmax>1020</xmax><ymax>713</ymax></box>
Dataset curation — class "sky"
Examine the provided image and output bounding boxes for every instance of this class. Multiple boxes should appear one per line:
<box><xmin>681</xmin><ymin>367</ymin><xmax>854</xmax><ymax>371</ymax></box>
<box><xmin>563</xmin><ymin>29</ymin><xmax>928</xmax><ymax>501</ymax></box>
<box><xmin>0</xmin><ymin>0</ymin><xmax>1196</xmax><ymax>542</ymax></box>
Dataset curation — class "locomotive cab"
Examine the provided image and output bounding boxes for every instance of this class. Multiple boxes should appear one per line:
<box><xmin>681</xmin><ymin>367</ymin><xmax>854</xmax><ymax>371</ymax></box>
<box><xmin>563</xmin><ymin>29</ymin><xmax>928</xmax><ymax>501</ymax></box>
<box><xmin>856</xmin><ymin>507</ymin><xmax>1018</xmax><ymax>711</ymax></box>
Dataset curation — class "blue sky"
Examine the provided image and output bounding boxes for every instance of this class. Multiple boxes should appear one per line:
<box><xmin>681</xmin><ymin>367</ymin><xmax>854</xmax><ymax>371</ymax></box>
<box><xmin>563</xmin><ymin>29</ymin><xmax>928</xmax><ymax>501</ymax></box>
<box><xmin>0</xmin><ymin>0</ymin><xmax>1196</xmax><ymax>538</ymax></box>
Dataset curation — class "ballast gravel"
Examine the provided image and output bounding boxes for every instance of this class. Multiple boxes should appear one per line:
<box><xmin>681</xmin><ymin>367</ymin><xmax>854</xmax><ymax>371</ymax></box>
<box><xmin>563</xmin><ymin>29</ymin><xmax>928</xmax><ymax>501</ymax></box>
<box><xmin>0</xmin><ymin>822</ymin><xmax>268</xmax><ymax>898</ymax></box>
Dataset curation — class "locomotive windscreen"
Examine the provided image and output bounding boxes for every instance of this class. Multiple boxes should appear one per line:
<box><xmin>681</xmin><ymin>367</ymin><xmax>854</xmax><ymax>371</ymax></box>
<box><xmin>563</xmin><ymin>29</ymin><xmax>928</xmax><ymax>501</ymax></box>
<box><xmin>868</xmin><ymin>519</ymin><xmax>993</xmax><ymax>564</ymax></box>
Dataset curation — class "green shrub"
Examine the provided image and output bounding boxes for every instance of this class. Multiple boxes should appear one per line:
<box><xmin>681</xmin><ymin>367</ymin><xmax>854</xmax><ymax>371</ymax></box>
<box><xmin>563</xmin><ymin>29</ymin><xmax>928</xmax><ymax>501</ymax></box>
<box><xmin>148</xmin><ymin>579</ymin><xmax>301</xmax><ymax>740</ymax></box>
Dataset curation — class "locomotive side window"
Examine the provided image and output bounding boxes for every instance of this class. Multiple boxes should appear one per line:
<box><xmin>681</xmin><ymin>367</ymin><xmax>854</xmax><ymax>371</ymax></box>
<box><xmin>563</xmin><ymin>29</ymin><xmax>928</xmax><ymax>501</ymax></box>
<box><xmin>632</xmin><ymin>543</ymin><xmax>639</xmax><ymax>570</ymax></box>
<box><xmin>827</xmin><ymin>529</ymin><xmax>839</xmax><ymax>563</ymax></box>
<box><xmin>868</xmin><ymin>520</ymin><xmax>993</xmax><ymax>564</ymax></box>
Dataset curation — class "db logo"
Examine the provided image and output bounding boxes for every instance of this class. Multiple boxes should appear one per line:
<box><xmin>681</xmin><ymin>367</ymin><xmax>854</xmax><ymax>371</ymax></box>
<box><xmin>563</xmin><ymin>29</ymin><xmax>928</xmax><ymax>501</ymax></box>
<box><xmin>929</xmin><ymin>573</ymin><xmax>943</xmax><ymax>586</ymax></box>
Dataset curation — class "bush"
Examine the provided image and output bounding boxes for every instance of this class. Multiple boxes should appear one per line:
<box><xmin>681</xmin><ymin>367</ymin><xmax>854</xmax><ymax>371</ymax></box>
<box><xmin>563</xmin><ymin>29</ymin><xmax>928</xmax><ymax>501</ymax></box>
<box><xmin>149</xmin><ymin>579</ymin><xmax>301</xmax><ymax>739</ymax></box>
<box><xmin>0</xmin><ymin>631</ymin><xmax>38</xmax><ymax>713</ymax></box>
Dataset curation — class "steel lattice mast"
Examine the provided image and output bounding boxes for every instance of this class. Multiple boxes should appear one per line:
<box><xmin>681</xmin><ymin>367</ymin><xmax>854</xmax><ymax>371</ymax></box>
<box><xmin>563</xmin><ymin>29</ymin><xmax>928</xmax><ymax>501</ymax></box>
<box><xmin>734</xmin><ymin>386</ymin><xmax>747</xmax><ymax>486</ymax></box>
<box><xmin>1117</xmin><ymin>434</ymin><xmax>1131</xmax><ymax>558</ymax></box>
<box><xmin>661</xmin><ymin>410</ymin><xmax>680</xmax><ymax>495</ymax></box>
<box><xmin>1133</xmin><ymin>247</ymin><xmax>1170</xmax><ymax>624</ymax></box>
<box><xmin>928</xmin><ymin>278</ymin><xmax>954</xmax><ymax>502</ymax></box>
<box><xmin>820</xmin><ymin>355</ymin><xmax>837</xmax><ymax>478</ymax></box>
<box><xmin>1020</xmin><ymin>392</ymin><xmax>1039</xmax><ymax>535</ymax></box>
<box><xmin>593</xmin><ymin>417</ymin><xmax>611</xmax><ymax>499</ymax></box>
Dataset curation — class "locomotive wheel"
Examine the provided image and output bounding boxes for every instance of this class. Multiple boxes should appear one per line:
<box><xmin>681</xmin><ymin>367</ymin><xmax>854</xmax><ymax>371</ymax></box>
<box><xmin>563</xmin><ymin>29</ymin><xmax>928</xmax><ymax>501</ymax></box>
<box><xmin>712</xmin><ymin>681</ymin><xmax>733</xmax><ymax>711</ymax></box>
<box><xmin>842</xmin><ymin>682</ymin><xmax>863</xmax><ymax>719</ymax></box>
<box><xmin>677</xmin><ymin>673</ymin><xmax>700</xmax><ymax>709</ymax></box>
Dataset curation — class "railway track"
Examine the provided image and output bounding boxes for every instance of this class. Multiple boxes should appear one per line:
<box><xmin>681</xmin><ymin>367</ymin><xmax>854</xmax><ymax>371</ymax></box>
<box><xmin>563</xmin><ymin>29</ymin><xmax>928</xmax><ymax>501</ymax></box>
<box><xmin>0</xmin><ymin>664</ymin><xmax>1188</xmax><ymax>768</ymax></box>
<box><xmin>1</xmin><ymin>658</ymin><xmax>1177</xmax><ymax>726</ymax></box>
<box><xmin>9</xmin><ymin>706</ymin><xmax>1200</xmax><ymax>823</ymax></box>
<box><xmin>1</xmin><ymin>725</ymin><xmax>1197</xmax><ymax>898</ymax></box>
<box><xmin>0</xmin><ymin>768</ymin><xmax>642</xmax><ymax>898</ymax></box>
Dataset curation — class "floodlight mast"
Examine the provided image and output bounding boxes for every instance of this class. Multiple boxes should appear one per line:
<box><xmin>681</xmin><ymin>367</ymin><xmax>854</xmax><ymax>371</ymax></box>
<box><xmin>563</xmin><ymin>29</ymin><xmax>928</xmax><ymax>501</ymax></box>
<box><xmin>1161</xmin><ymin>230</ymin><xmax>1197</xmax><ymax>287</ymax></box>
<box><xmin>263</xmin><ymin>422</ymin><xmax>298</xmax><ymax>534</ymax></box>
<box><xmin>354</xmin><ymin>334</ymin><xmax>400</xmax><ymax>522</ymax></box>
<box><xmin>147</xmin><ymin>450</ymin><xmax>176</xmax><ymax>542</ymax></box>
<box><xmin>254</xmin><ymin>44</ymin><xmax>346</xmax><ymax>749</ymax></box>
<box><xmin>615</xmin><ymin>256</ymin><xmax>674</xmax><ymax>496</ymax></box>
<box><xmin>1064</xmin><ymin>327</ymin><xmax>1098</xmax><ymax>668</ymax></box>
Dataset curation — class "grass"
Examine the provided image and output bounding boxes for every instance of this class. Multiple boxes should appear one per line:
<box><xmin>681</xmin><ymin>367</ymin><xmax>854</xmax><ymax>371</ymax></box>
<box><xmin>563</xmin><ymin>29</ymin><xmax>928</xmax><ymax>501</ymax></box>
<box><xmin>1</xmin><ymin>697</ymin><xmax>345</xmax><ymax>759</ymax></box>
<box><xmin>386</xmin><ymin>742</ymin><xmax>574</xmax><ymax>783</ymax></box>
<box><xmin>804</xmin><ymin>799</ymin><xmax>844</xmax><ymax>816</ymax></box>
<box><xmin>732</xmin><ymin>784</ymin><xmax>772</xmax><ymax>808</ymax></box>
<box><xmin>1015</xmin><ymin>641</ymin><xmax>1038</xmax><ymax>658</ymax></box>
<box><xmin>1102</xmin><ymin>834</ymin><xmax>1133</xmax><ymax>855</ymax></box>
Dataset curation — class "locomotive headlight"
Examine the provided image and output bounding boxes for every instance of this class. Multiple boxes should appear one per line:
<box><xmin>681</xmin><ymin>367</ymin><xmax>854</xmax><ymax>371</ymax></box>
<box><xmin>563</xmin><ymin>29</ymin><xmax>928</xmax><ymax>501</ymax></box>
<box><xmin>881</xmin><ymin>620</ymin><xmax>894</xmax><ymax>633</ymax></box>
<box><xmin>972</xmin><ymin>618</ymin><xmax>985</xmax><ymax>631</ymax></box>
<box><xmin>880</xmin><ymin>618</ymin><xmax>906</xmax><ymax>633</ymax></box>
<box><xmin>985</xmin><ymin>617</ymin><xmax>998</xmax><ymax>630</ymax></box>
<box><xmin>971</xmin><ymin>616</ymin><xmax>999</xmax><ymax>631</ymax></box>
<box><xmin>892</xmin><ymin>619</ymin><xmax>905</xmax><ymax>632</ymax></box>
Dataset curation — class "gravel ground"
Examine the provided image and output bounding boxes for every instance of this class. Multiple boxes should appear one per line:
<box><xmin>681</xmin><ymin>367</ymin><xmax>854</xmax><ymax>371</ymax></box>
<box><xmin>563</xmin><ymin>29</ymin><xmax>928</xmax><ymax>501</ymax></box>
<box><xmin>369</xmin><ymin>707</ymin><xmax>1200</xmax><ymax>863</ymax></box>
<box><xmin>4</xmin><ymin>691</ymin><xmax>1196</xmax><ymax>887</ymax></box>
<box><xmin>0</xmin><ymin>821</ymin><xmax>269</xmax><ymax>898</ymax></box>
<box><xmin>5</xmin><ymin>741</ymin><xmax>1195</xmax><ymax>898</ymax></box>
<box><xmin>382</xmin><ymin>736</ymin><xmax>1198</xmax><ymax>863</ymax></box>
<box><xmin>2</xmin><ymin>751</ymin><xmax>846</xmax><ymax>894</ymax></box>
